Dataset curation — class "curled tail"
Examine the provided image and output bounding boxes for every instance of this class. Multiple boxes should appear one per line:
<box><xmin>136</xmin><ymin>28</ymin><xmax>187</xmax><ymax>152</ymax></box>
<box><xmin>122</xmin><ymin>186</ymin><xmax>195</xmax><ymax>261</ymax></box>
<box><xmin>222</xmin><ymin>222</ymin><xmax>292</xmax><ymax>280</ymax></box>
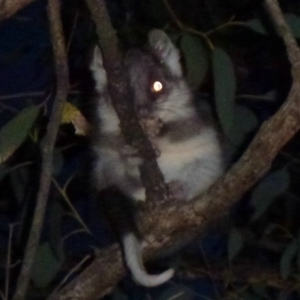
<box><xmin>123</xmin><ymin>233</ymin><xmax>174</xmax><ymax>287</ymax></box>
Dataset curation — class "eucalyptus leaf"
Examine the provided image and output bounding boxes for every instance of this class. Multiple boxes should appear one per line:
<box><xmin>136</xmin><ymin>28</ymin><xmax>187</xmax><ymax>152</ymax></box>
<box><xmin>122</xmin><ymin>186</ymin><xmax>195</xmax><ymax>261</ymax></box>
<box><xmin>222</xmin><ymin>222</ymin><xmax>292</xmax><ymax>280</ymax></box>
<box><xmin>250</xmin><ymin>168</ymin><xmax>290</xmax><ymax>221</ymax></box>
<box><xmin>284</xmin><ymin>14</ymin><xmax>300</xmax><ymax>38</ymax></box>
<box><xmin>31</xmin><ymin>242</ymin><xmax>63</xmax><ymax>288</ymax></box>
<box><xmin>245</xmin><ymin>14</ymin><xmax>300</xmax><ymax>38</ymax></box>
<box><xmin>228</xmin><ymin>228</ymin><xmax>244</xmax><ymax>262</ymax></box>
<box><xmin>180</xmin><ymin>34</ymin><xmax>209</xmax><ymax>88</ymax></box>
<box><xmin>280</xmin><ymin>239</ymin><xmax>297</xmax><ymax>280</ymax></box>
<box><xmin>226</xmin><ymin>105</ymin><xmax>259</xmax><ymax>160</ymax></box>
<box><xmin>229</xmin><ymin>105</ymin><xmax>259</xmax><ymax>147</ymax></box>
<box><xmin>245</xmin><ymin>19</ymin><xmax>268</xmax><ymax>35</ymax></box>
<box><xmin>213</xmin><ymin>47</ymin><xmax>236</xmax><ymax>137</ymax></box>
<box><xmin>0</xmin><ymin>106</ymin><xmax>39</xmax><ymax>163</ymax></box>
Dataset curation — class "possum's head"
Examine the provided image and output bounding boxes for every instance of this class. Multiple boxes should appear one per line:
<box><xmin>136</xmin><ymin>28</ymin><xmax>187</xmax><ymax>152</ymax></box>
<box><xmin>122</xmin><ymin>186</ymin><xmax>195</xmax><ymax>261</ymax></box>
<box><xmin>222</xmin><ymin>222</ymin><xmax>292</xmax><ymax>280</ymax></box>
<box><xmin>91</xmin><ymin>30</ymin><xmax>192</xmax><ymax>123</ymax></box>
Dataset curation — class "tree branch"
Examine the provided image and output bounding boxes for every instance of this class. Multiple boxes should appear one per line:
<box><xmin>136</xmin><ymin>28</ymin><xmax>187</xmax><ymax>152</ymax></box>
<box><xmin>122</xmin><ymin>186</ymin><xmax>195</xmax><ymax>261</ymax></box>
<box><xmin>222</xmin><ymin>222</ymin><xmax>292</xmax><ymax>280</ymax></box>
<box><xmin>0</xmin><ymin>0</ymin><xmax>36</xmax><ymax>21</ymax></box>
<box><xmin>85</xmin><ymin>0</ymin><xmax>169</xmax><ymax>204</ymax></box>
<box><xmin>12</xmin><ymin>0</ymin><xmax>69</xmax><ymax>299</ymax></box>
<box><xmin>264</xmin><ymin>0</ymin><xmax>300</xmax><ymax>65</ymax></box>
<box><xmin>180</xmin><ymin>261</ymin><xmax>297</xmax><ymax>293</ymax></box>
<box><xmin>48</xmin><ymin>0</ymin><xmax>300</xmax><ymax>299</ymax></box>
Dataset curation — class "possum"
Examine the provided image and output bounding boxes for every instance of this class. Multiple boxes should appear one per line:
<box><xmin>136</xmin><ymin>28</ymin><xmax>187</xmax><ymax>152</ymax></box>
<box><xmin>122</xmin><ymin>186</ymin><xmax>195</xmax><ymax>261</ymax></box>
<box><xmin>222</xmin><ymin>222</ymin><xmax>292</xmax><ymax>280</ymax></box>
<box><xmin>90</xmin><ymin>30</ymin><xmax>223</xmax><ymax>287</ymax></box>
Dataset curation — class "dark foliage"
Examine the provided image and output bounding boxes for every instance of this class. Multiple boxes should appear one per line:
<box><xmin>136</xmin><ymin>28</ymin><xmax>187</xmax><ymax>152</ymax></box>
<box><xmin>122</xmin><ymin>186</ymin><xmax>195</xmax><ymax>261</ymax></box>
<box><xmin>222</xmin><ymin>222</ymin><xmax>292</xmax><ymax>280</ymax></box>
<box><xmin>0</xmin><ymin>0</ymin><xmax>300</xmax><ymax>299</ymax></box>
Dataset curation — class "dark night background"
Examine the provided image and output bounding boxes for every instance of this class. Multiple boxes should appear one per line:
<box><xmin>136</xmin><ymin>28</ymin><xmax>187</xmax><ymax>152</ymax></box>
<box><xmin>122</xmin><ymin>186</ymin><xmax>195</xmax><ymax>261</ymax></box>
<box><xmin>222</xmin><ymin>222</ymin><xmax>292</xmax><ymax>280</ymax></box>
<box><xmin>1</xmin><ymin>0</ymin><xmax>300</xmax><ymax>299</ymax></box>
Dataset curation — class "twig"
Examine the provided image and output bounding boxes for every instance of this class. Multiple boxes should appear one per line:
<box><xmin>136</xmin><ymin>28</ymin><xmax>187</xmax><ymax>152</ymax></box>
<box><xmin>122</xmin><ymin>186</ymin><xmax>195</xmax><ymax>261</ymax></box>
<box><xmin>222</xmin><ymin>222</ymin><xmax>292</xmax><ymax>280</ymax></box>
<box><xmin>49</xmin><ymin>254</ymin><xmax>92</xmax><ymax>297</ymax></box>
<box><xmin>11</xmin><ymin>0</ymin><xmax>69</xmax><ymax>299</ymax></box>
<box><xmin>205</xmin><ymin>20</ymin><xmax>245</xmax><ymax>36</ymax></box>
<box><xmin>48</xmin><ymin>1</ymin><xmax>300</xmax><ymax>299</ymax></box>
<box><xmin>4</xmin><ymin>224</ymin><xmax>17</xmax><ymax>300</ymax></box>
<box><xmin>47</xmin><ymin>245</ymin><xmax>125</xmax><ymax>300</ymax></box>
<box><xmin>67</xmin><ymin>10</ymin><xmax>79</xmax><ymax>52</ymax></box>
<box><xmin>52</xmin><ymin>177</ymin><xmax>91</xmax><ymax>235</ymax></box>
<box><xmin>199</xmin><ymin>244</ymin><xmax>221</xmax><ymax>299</ymax></box>
<box><xmin>0</xmin><ymin>0</ymin><xmax>35</xmax><ymax>21</ymax></box>
<box><xmin>62</xmin><ymin>229</ymin><xmax>87</xmax><ymax>242</ymax></box>
<box><xmin>162</xmin><ymin>0</ymin><xmax>245</xmax><ymax>50</ymax></box>
<box><xmin>161</xmin><ymin>0</ymin><xmax>184</xmax><ymax>29</ymax></box>
<box><xmin>264</xmin><ymin>0</ymin><xmax>300</xmax><ymax>65</ymax></box>
<box><xmin>1</xmin><ymin>161</ymin><xmax>33</xmax><ymax>177</ymax></box>
<box><xmin>0</xmin><ymin>102</ymin><xmax>19</xmax><ymax>113</ymax></box>
<box><xmin>161</xmin><ymin>0</ymin><xmax>213</xmax><ymax>49</ymax></box>
<box><xmin>0</xmin><ymin>90</ymin><xmax>80</xmax><ymax>101</ymax></box>
<box><xmin>85</xmin><ymin>0</ymin><xmax>169</xmax><ymax>204</ymax></box>
<box><xmin>0</xmin><ymin>92</ymin><xmax>46</xmax><ymax>101</ymax></box>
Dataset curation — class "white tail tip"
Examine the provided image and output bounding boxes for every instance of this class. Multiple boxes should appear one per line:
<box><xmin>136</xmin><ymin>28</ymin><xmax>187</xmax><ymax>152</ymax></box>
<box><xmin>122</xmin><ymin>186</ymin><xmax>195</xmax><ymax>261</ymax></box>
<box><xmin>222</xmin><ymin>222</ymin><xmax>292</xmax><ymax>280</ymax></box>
<box><xmin>123</xmin><ymin>233</ymin><xmax>174</xmax><ymax>287</ymax></box>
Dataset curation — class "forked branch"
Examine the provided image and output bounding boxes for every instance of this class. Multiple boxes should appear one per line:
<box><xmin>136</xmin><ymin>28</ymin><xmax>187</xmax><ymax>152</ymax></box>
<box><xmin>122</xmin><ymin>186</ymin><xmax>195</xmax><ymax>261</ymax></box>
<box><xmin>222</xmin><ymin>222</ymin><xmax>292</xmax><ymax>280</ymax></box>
<box><xmin>47</xmin><ymin>0</ymin><xmax>300</xmax><ymax>299</ymax></box>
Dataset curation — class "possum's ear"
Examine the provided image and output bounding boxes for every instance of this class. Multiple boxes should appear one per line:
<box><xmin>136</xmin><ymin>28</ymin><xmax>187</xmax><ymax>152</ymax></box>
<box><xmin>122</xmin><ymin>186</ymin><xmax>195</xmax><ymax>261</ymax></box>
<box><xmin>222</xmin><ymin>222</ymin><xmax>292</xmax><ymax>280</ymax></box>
<box><xmin>90</xmin><ymin>46</ymin><xmax>107</xmax><ymax>92</ymax></box>
<box><xmin>148</xmin><ymin>30</ymin><xmax>182</xmax><ymax>77</ymax></box>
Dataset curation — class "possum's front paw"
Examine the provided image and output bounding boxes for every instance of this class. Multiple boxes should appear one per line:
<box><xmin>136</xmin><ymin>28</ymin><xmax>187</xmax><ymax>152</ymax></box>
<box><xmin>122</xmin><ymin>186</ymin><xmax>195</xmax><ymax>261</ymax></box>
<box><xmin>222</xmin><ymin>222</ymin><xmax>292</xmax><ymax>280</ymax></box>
<box><xmin>140</xmin><ymin>116</ymin><xmax>164</xmax><ymax>138</ymax></box>
<box><xmin>120</xmin><ymin>145</ymin><xmax>143</xmax><ymax>167</ymax></box>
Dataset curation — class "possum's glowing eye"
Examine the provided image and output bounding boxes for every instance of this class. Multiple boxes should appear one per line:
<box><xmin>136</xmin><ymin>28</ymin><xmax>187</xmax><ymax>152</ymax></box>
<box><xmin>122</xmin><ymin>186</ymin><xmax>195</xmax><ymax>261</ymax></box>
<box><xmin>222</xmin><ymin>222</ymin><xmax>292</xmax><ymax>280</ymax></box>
<box><xmin>151</xmin><ymin>81</ymin><xmax>163</xmax><ymax>93</ymax></box>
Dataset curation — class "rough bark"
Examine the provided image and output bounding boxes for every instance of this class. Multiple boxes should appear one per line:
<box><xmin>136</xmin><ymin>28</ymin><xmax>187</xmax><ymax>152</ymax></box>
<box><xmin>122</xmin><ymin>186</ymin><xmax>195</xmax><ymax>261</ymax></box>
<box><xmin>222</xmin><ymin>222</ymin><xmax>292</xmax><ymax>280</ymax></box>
<box><xmin>12</xmin><ymin>0</ymin><xmax>69</xmax><ymax>299</ymax></box>
<box><xmin>47</xmin><ymin>0</ymin><xmax>300</xmax><ymax>299</ymax></box>
<box><xmin>0</xmin><ymin>0</ymin><xmax>36</xmax><ymax>21</ymax></box>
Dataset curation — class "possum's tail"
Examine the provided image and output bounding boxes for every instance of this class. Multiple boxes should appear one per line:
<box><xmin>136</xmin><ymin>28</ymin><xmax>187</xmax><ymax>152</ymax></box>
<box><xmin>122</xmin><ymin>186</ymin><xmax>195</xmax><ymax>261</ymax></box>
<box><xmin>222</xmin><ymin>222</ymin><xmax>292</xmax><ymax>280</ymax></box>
<box><xmin>123</xmin><ymin>233</ymin><xmax>174</xmax><ymax>287</ymax></box>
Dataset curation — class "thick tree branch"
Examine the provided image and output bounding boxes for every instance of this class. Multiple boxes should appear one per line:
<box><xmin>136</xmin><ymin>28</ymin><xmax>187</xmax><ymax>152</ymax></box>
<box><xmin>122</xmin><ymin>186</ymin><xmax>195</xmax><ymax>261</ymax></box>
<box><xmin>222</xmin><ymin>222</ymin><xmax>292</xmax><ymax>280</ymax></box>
<box><xmin>180</xmin><ymin>261</ymin><xmax>297</xmax><ymax>293</ymax></box>
<box><xmin>48</xmin><ymin>0</ymin><xmax>300</xmax><ymax>299</ymax></box>
<box><xmin>12</xmin><ymin>0</ymin><xmax>69</xmax><ymax>299</ymax></box>
<box><xmin>0</xmin><ymin>0</ymin><xmax>36</xmax><ymax>21</ymax></box>
<box><xmin>85</xmin><ymin>0</ymin><xmax>169</xmax><ymax>204</ymax></box>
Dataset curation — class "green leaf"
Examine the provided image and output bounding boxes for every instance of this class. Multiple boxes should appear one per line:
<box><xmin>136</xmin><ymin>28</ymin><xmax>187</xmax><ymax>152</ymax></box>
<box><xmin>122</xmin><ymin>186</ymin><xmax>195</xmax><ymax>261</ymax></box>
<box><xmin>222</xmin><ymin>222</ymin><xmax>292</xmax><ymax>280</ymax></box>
<box><xmin>250</xmin><ymin>168</ymin><xmax>290</xmax><ymax>221</ymax></box>
<box><xmin>31</xmin><ymin>242</ymin><xmax>63</xmax><ymax>288</ymax></box>
<box><xmin>280</xmin><ymin>239</ymin><xmax>297</xmax><ymax>280</ymax></box>
<box><xmin>228</xmin><ymin>228</ymin><xmax>244</xmax><ymax>262</ymax></box>
<box><xmin>213</xmin><ymin>47</ymin><xmax>236</xmax><ymax>137</ymax></box>
<box><xmin>180</xmin><ymin>34</ymin><xmax>209</xmax><ymax>88</ymax></box>
<box><xmin>245</xmin><ymin>14</ymin><xmax>300</xmax><ymax>38</ymax></box>
<box><xmin>226</xmin><ymin>105</ymin><xmax>259</xmax><ymax>161</ymax></box>
<box><xmin>0</xmin><ymin>106</ymin><xmax>39</xmax><ymax>163</ymax></box>
<box><xmin>284</xmin><ymin>14</ymin><xmax>300</xmax><ymax>38</ymax></box>
<box><xmin>245</xmin><ymin>19</ymin><xmax>268</xmax><ymax>35</ymax></box>
<box><xmin>229</xmin><ymin>105</ymin><xmax>259</xmax><ymax>147</ymax></box>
